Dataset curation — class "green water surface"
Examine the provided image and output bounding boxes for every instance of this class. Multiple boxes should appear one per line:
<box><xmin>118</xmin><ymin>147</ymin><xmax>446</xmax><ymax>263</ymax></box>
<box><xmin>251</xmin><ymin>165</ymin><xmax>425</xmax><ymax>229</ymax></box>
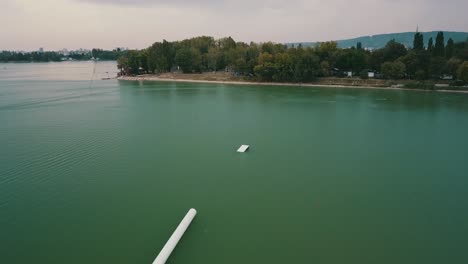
<box><xmin>1</xmin><ymin>62</ymin><xmax>468</xmax><ymax>264</ymax></box>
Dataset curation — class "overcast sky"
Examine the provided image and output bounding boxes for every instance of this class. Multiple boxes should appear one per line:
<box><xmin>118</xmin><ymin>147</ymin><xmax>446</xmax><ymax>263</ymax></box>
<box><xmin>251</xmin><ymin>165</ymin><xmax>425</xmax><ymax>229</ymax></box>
<box><xmin>1</xmin><ymin>0</ymin><xmax>467</xmax><ymax>51</ymax></box>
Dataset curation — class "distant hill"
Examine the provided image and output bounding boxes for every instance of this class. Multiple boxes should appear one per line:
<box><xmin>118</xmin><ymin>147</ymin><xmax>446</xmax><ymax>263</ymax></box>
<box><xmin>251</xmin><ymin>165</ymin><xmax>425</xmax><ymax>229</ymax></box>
<box><xmin>289</xmin><ymin>31</ymin><xmax>468</xmax><ymax>49</ymax></box>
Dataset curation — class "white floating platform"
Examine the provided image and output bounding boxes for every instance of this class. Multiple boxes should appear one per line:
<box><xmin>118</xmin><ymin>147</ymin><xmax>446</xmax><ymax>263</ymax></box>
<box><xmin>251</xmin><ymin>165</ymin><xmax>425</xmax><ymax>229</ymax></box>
<box><xmin>237</xmin><ymin>145</ymin><xmax>250</xmax><ymax>153</ymax></box>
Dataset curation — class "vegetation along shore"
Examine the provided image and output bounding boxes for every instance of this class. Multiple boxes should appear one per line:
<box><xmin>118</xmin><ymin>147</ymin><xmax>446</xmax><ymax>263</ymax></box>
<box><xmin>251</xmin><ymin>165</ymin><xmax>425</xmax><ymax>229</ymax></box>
<box><xmin>0</xmin><ymin>49</ymin><xmax>125</xmax><ymax>62</ymax></box>
<box><xmin>117</xmin><ymin>32</ymin><xmax>468</xmax><ymax>91</ymax></box>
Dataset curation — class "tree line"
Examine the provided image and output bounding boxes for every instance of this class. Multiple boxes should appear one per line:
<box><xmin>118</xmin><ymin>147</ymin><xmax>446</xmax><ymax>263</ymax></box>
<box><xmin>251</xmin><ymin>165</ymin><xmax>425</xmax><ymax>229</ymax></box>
<box><xmin>117</xmin><ymin>33</ymin><xmax>468</xmax><ymax>84</ymax></box>
<box><xmin>0</xmin><ymin>48</ymin><xmax>126</xmax><ymax>62</ymax></box>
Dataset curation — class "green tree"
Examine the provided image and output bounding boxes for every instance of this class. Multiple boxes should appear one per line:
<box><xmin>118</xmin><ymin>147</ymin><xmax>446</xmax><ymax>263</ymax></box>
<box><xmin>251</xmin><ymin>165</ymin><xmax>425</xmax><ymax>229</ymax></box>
<box><xmin>434</xmin><ymin>31</ymin><xmax>445</xmax><ymax>57</ymax></box>
<box><xmin>428</xmin><ymin>57</ymin><xmax>446</xmax><ymax>78</ymax></box>
<box><xmin>369</xmin><ymin>49</ymin><xmax>385</xmax><ymax>70</ymax></box>
<box><xmin>175</xmin><ymin>47</ymin><xmax>202</xmax><ymax>73</ymax></box>
<box><xmin>121</xmin><ymin>50</ymin><xmax>144</xmax><ymax>74</ymax></box>
<box><xmin>427</xmin><ymin>37</ymin><xmax>434</xmax><ymax>53</ymax></box>
<box><xmin>129</xmin><ymin>50</ymin><xmax>142</xmax><ymax>74</ymax></box>
<box><xmin>399</xmin><ymin>51</ymin><xmax>419</xmax><ymax>77</ymax></box>
<box><xmin>317</xmin><ymin>41</ymin><xmax>338</xmax><ymax>61</ymax></box>
<box><xmin>254</xmin><ymin>52</ymin><xmax>277</xmax><ymax>81</ymax></box>
<box><xmin>117</xmin><ymin>56</ymin><xmax>129</xmax><ymax>71</ymax></box>
<box><xmin>445</xmin><ymin>57</ymin><xmax>462</xmax><ymax>76</ymax></box>
<box><xmin>224</xmin><ymin>46</ymin><xmax>246</xmax><ymax>71</ymax></box>
<box><xmin>139</xmin><ymin>49</ymin><xmax>149</xmax><ymax>73</ymax></box>
<box><xmin>261</xmin><ymin>42</ymin><xmax>276</xmax><ymax>54</ymax></box>
<box><xmin>383</xmin><ymin>40</ymin><xmax>407</xmax><ymax>62</ymax></box>
<box><xmin>207</xmin><ymin>47</ymin><xmax>223</xmax><ymax>71</ymax></box>
<box><xmin>335</xmin><ymin>48</ymin><xmax>368</xmax><ymax>73</ymax></box>
<box><xmin>260</xmin><ymin>42</ymin><xmax>286</xmax><ymax>55</ymax></box>
<box><xmin>190</xmin><ymin>36</ymin><xmax>214</xmax><ymax>54</ymax></box>
<box><xmin>254</xmin><ymin>63</ymin><xmax>278</xmax><ymax>82</ymax></box>
<box><xmin>293</xmin><ymin>49</ymin><xmax>320</xmax><ymax>82</ymax></box>
<box><xmin>413</xmin><ymin>32</ymin><xmax>424</xmax><ymax>50</ymax></box>
<box><xmin>273</xmin><ymin>53</ymin><xmax>294</xmax><ymax>82</ymax></box>
<box><xmin>457</xmin><ymin>61</ymin><xmax>468</xmax><ymax>83</ymax></box>
<box><xmin>381</xmin><ymin>61</ymin><xmax>406</xmax><ymax>79</ymax></box>
<box><xmin>147</xmin><ymin>40</ymin><xmax>174</xmax><ymax>73</ymax></box>
<box><xmin>356</xmin><ymin>42</ymin><xmax>362</xmax><ymax>50</ymax></box>
<box><xmin>320</xmin><ymin>60</ymin><xmax>331</xmax><ymax>76</ymax></box>
<box><xmin>218</xmin><ymin>37</ymin><xmax>236</xmax><ymax>51</ymax></box>
<box><xmin>452</xmin><ymin>40</ymin><xmax>468</xmax><ymax>60</ymax></box>
<box><xmin>446</xmin><ymin>38</ymin><xmax>454</xmax><ymax>59</ymax></box>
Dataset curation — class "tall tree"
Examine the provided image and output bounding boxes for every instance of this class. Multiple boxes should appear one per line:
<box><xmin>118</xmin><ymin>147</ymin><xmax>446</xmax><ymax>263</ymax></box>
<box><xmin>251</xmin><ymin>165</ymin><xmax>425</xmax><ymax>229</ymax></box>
<box><xmin>356</xmin><ymin>42</ymin><xmax>362</xmax><ymax>50</ymax></box>
<box><xmin>175</xmin><ymin>47</ymin><xmax>202</xmax><ymax>73</ymax></box>
<box><xmin>399</xmin><ymin>51</ymin><xmax>420</xmax><ymax>76</ymax></box>
<box><xmin>446</xmin><ymin>38</ymin><xmax>454</xmax><ymax>58</ymax></box>
<box><xmin>293</xmin><ymin>49</ymin><xmax>320</xmax><ymax>82</ymax></box>
<box><xmin>218</xmin><ymin>37</ymin><xmax>237</xmax><ymax>51</ymax></box>
<box><xmin>434</xmin><ymin>31</ymin><xmax>445</xmax><ymax>57</ymax></box>
<box><xmin>317</xmin><ymin>41</ymin><xmax>338</xmax><ymax>61</ymax></box>
<box><xmin>147</xmin><ymin>40</ymin><xmax>174</xmax><ymax>73</ymax></box>
<box><xmin>427</xmin><ymin>37</ymin><xmax>434</xmax><ymax>53</ymax></box>
<box><xmin>124</xmin><ymin>50</ymin><xmax>144</xmax><ymax>74</ymax></box>
<box><xmin>429</xmin><ymin>57</ymin><xmax>446</xmax><ymax>77</ymax></box>
<box><xmin>206</xmin><ymin>47</ymin><xmax>223</xmax><ymax>71</ymax></box>
<box><xmin>413</xmin><ymin>32</ymin><xmax>424</xmax><ymax>50</ymax></box>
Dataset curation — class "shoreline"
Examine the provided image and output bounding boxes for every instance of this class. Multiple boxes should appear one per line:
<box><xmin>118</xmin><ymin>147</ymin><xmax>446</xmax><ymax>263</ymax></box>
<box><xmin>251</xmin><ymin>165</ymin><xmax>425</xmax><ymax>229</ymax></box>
<box><xmin>117</xmin><ymin>75</ymin><xmax>468</xmax><ymax>94</ymax></box>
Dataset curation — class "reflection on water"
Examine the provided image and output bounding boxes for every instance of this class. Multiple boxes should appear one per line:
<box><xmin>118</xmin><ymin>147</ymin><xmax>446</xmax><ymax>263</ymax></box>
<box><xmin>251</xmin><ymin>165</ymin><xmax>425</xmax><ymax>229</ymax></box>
<box><xmin>117</xmin><ymin>79</ymin><xmax>468</xmax><ymax>113</ymax></box>
<box><xmin>0</xmin><ymin>61</ymin><xmax>118</xmax><ymax>81</ymax></box>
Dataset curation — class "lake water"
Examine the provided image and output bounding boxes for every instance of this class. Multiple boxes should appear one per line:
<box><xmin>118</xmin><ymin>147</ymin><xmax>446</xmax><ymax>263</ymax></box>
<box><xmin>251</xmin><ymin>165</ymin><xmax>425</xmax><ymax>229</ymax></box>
<box><xmin>1</xmin><ymin>61</ymin><xmax>468</xmax><ymax>264</ymax></box>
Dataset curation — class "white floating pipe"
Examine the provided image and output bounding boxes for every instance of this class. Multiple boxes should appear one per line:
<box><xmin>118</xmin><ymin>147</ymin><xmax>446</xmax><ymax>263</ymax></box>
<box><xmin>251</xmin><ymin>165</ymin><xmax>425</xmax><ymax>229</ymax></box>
<box><xmin>152</xmin><ymin>208</ymin><xmax>197</xmax><ymax>264</ymax></box>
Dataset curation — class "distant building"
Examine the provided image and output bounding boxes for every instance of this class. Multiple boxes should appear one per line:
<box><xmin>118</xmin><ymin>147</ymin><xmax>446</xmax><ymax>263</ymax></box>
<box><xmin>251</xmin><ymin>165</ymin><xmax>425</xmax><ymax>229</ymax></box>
<box><xmin>71</xmin><ymin>48</ymin><xmax>91</xmax><ymax>55</ymax></box>
<box><xmin>440</xmin><ymin>74</ymin><xmax>454</xmax><ymax>80</ymax></box>
<box><xmin>58</xmin><ymin>49</ymin><xmax>69</xmax><ymax>56</ymax></box>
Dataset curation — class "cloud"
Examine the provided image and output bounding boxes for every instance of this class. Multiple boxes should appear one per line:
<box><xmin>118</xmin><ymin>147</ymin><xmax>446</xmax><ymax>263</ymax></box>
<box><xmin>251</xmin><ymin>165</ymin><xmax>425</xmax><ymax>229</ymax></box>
<box><xmin>3</xmin><ymin>0</ymin><xmax>19</xmax><ymax>9</ymax></box>
<box><xmin>74</xmin><ymin>0</ymin><xmax>305</xmax><ymax>11</ymax></box>
<box><xmin>79</xmin><ymin>0</ymin><xmax>163</xmax><ymax>3</ymax></box>
<box><xmin>76</xmin><ymin>0</ymin><xmax>225</xmax><ymax>7</ymax></box>
<box><xmin>1</xmin><ymin>0</ymin><xmax>467</xmax><ymax>50</ymax></box>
